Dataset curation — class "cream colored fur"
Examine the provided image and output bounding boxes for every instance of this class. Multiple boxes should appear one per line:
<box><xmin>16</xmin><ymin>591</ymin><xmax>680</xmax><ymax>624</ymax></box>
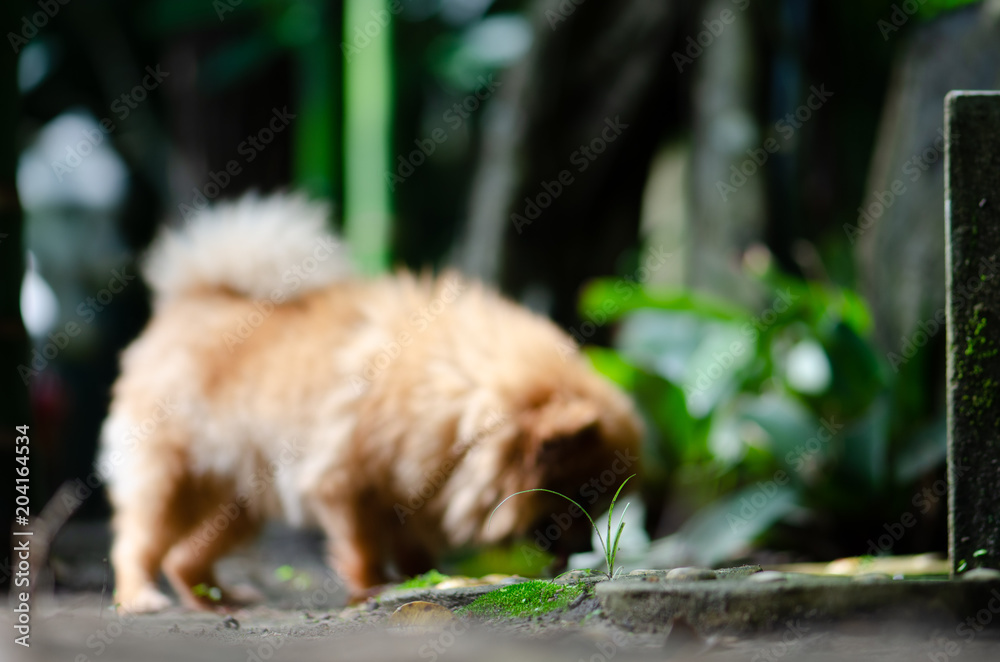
<box><xmin>141</xmin><ymin>192</ymin><xmax>351</xmax><ymax>304</ymax></box>
<box><xmin>100</xmin><ymin>192</ymin><xmax>643</xmax><ymax>613</ymax></box>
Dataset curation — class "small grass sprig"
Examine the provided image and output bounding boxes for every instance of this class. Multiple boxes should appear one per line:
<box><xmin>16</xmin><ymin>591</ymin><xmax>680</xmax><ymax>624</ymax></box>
<box><xmin>489</xmin><ymin>474</ymin><xmax>636</xmax><ymax>580</ymax></box>
<box><xmin>192</xmin><ymin>583</ymin><xmax>222</xmax><ymax>602</ymax></box>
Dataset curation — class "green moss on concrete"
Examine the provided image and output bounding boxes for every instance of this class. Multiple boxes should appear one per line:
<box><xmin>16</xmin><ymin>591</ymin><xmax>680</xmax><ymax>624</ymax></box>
<box><xmin>963</xmin><ymin>308</ymin><xmax>989</xmax><ymax>358</ymax></box>
<box><xmin>397</xmin><ymin>570</ymin><xmax>451</xmax><ymax>590</ymax></box>
<box><xmin>456</xmin><ymin>580</ymin><xmax>588</xmax><ymax>619</ymax></box>
<box><xmin>956</xmin><ymin>308</ymin><xmax>999</xmax><ymax>424</ymax></box>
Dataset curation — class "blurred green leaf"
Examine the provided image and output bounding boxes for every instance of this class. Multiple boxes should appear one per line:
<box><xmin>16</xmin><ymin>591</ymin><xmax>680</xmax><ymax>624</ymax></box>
<box><xmin>629</xmin><ymin>370</ymin><xmax>710</xmax><ymax>465</ymax></box>
<box><xmin>580</xmin><ymin>280</ymin><xmax>748</xmax><ymax>325</ymax></box>
<box><xmin>832</xmin><ymin>288</ymin><xmax>876</xmax><ymax>336</ymax></box>
<box><xmin>761</xmin><ymin>271</ymin><xmax>874</xmax><ymax>336</ymax></box>
<box><xmin>706</xmin><ymin>406</ymin><xmax>750</xmax><ymax>467</ymax></box>
<box><xmin>645</xmin><ymin>376</ymin><xmax>703</xmax><ymax>457</ymax></box>
<box><xmin>682</xmin><ymin>321</ymin><xmax>755</xmax><ymax>417</ymax></box>
<box><xmin>733</xmin><ymin>393</ymin><xmax>822</xmax><ymax>473</ymax></box>
<box><xmin>614</xmin><ymin>310</ymin><xmax>755</xmax><ymax>417</ymax></box>
<box><xmin>821</xmin><ymin>321</ymin><xmax>885</xmax><ymax>418</ymax></box>
<box><xmin>584</xmin><ymin>346</ymin><xmax>637</xmax><ymax>390</ymax></box>
<box><xmin>614</xmin><ymin>310</ymin><xmax>714</xmax><ymax>383</ymax></box>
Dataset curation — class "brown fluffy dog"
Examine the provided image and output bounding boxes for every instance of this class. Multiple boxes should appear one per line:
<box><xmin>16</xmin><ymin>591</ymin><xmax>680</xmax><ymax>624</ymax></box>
<box><xmin>99</xmin><ymin>193</ymin><xmax>643</xmax><ymax>612</ymax></box>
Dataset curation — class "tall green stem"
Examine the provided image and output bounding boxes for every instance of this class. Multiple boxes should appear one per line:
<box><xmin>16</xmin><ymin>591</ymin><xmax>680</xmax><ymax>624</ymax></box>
<box><xmin>342</xmin><ymin>0</ymin><xmax>393</xmax><ymax>273</ymax></box>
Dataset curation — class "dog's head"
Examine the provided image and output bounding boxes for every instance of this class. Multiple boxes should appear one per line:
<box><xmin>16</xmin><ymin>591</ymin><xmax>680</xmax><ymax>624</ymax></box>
<box><xmin>439</xmin><ymin>365</ymin><xmax>644</xmax><ymax>562</ymax></box>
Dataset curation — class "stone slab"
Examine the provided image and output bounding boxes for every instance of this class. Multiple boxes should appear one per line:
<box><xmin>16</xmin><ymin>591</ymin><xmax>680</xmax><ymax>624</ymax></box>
<box><xmin>597</xmin><ymin>575</ymin><xmax>1000</xmax><ymax>634</ymax></box>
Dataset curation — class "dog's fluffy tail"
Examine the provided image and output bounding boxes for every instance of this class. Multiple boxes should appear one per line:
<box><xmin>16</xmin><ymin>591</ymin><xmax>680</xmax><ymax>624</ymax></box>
<box><xmin>142</xmin><ymin>192</ymin><xmax>351</xmax><ymax>304</ymax></box>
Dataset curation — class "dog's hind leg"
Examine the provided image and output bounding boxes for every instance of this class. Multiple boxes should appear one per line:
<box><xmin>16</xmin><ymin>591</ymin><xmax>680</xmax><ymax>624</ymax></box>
<box><xmin>162</xmin><ymin>493</ymin><xmax>262</xmax><ymax>611</ymax></box>
<box><xmin>109</xmin><ymin>457</ymin><xmax>194</xmax><ymax>613</ymax></box>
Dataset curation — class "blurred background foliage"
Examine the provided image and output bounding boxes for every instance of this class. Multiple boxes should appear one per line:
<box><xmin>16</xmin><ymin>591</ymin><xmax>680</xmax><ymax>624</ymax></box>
<box><xmin>3</xmin><ymin>0</ymin><xmax>999</xmax><ymax>585</ymax></box>
<box><xmin>581</xmin><ymin>256</ymin><xmax>946</xmax><ymax>568</ymax></box>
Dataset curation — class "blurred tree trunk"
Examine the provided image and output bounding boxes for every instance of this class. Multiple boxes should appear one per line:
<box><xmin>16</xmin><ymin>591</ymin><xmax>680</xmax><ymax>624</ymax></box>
<box><xmin>458</xmin><ymin>0</ymin><xmax>687</xmax><ymax>330</ymax></box>
<box><xmin>162</xmin><ymin>37</ymin><xmax>294</xmax><ymax>209</ymax></box>
<box><xmin>687</xmin><ymin>0</ymin><xmax>763</xmax><ymax>304</ymax></box>
<box><xmin>858</xmin><ymin>4</ymin><xmax>1000</xmax><ymax>365</ymax></box>
<box><xmin>1</xmin><ymin>0</ymin><xmax>32</xmax><ymax>592</ymax></box>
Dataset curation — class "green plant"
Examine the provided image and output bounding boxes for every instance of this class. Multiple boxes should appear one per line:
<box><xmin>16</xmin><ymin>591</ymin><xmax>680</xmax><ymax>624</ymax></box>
<box><xmin>489</xmin><ymin>474</ymin><xmax>636</xmax><ymax>579</ymax></box>
<box><xmin>192</xmin><ymin>583</ymin><xmax>222</xmax><ymax>602</ymax></box>
<box><xmin>579</xmin><ymin>255</ymin><xmax>947</xmax><ymax>566</ymax></box>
